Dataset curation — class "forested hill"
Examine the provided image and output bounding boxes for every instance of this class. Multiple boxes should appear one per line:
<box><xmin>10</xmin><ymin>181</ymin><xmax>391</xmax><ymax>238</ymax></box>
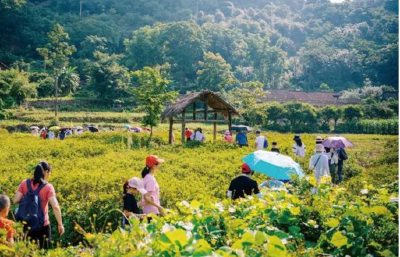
<box><xmin>0</xmin><ymin>0</ymin><xmax>398</xmax><ymax>94</ymax></box>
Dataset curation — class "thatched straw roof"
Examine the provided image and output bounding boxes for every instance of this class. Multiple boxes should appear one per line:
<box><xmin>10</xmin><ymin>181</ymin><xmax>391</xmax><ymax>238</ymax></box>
<box><xmin>161</xmin><ymin>90</ymin><xmax>240</xmax><ymax>120</ymax></box>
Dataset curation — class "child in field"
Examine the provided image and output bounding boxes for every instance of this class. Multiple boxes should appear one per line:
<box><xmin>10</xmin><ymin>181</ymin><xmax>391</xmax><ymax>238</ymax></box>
<box><xmin>224</xmin><ymin>131</ymin><xmax>233</xmax><ymax>144</ymax></box>
<box><xmin>271</xmin><ymin>142</ymin><xmax>280</xmax><ymax>153</ymax></box>
<box><xmin>0</xmin><ymin>195</ymin><xmax>15</xmax><ymax>246</ymax></box>
<box><xmin>122</xmin><ymin>178</ymin><xmax>147</xmax><ymax>228</ymax></box>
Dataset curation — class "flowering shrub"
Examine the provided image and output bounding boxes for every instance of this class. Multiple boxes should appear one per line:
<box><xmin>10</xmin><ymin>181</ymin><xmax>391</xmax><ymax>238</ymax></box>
<box><xmin>0</xmin><ymin>131</ymin><xmax>397</xmax><ymax>256</ymax></box>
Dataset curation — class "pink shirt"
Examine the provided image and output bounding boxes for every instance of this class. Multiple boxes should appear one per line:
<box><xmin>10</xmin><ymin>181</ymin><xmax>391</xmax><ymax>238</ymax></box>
<box><xmin>141</xmin><ymin>174</ymin><xmax>160</xmax><ymax>215</ymax></box>
<box><xmin>224</xmin><ymin>135</ymin><xmax>233</xmax><ymax>144</ymax></box>
<box><xmin>18</xmin><ymin>180</ymin><xmax>56</xmax><ymax>226</ymax></box>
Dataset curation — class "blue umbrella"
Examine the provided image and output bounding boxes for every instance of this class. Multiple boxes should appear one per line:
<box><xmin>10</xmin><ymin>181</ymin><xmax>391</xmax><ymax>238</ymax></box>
<box><xmin>242</xmin><ymin>150</ymin><xmax>305</xmax><ymax>181</ymax></box>
<box><xmin>124</xmin><ymin>125</ymin><xmax>131</xmax><ymax>129</ymax></box>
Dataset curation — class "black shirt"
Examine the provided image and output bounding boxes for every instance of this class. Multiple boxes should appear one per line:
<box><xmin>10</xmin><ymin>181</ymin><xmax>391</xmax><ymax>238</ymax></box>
<box><xmin>228</xmin><ymin>175</ymin><xmax>260</xmax><ymax>200</ymax></box>
<box><xmin>271</xmin><ymin>148</ymin><xmax>280</xmax><ymax>153</ymax></box>
<box><xmin>123</xmin><ymin>194</ymin><xmax>140</xmax><ymax>224</ymax></box>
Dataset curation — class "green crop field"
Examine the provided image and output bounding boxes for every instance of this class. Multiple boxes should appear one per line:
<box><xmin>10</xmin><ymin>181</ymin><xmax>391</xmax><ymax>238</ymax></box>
<box><xmin>0</xmin><ymin>128</ymin><xmax>397</xmax><ymax>256</ymax></box>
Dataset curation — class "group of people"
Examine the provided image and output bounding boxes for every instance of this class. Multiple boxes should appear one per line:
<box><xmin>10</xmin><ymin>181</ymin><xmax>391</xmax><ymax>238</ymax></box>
<box><xmin>0</xmin><ymin>132</ymin><xmax>349</xmax><ymax>250</ymax></box>
<box><xmin>0</xmin><ymin>155</ymin><xmax>166</xmax><ymax>249</ymax></box>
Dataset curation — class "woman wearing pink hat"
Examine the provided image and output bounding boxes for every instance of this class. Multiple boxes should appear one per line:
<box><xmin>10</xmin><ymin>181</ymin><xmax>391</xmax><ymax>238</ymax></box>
<box><xmin>224</xmin><ymin>130</ymin><xmax>233</xmax><ymax>144</ymax></box>
<box><xmin>141</xmin><ymin>155</ymin><xmax>166</xmax><ymax>218</ymax></box>
<box><xmin>122</xmin><ymin>177</ymin><xmax>147</xmax><ymax>228</ymax></box>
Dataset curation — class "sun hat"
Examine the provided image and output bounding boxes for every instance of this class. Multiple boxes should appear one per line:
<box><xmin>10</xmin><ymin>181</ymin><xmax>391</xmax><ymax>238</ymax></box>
<box><xmin>315</xmin><ymin>144</ymin><xmax>325</xmax><ymax>152</ymax></box>
<box><xmin>146</xmin><ymin>155</ymin><xmax>165</xmax><ymax>168</ymax></box>
<box><xmin>241</xmin><ymin>163</ymin><xmax>252</xmax><ymax>173</ymax></box>
<box><xmin>293</xmin><ymin>134</ymin><xmax>301</xmax><ymax>140</ymax></box>
<box><xmin>128</xmin><ymin>177</ymin><xmax>147</xmax><ymax>194</ymax></box>
<box><xmin>224</xmin><ymin>130</ymin><xmax>230</xmax><ymax>135</ymax></box>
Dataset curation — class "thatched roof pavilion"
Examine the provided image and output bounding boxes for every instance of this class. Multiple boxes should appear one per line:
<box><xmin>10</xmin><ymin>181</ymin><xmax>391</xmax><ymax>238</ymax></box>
<box><xmin>161</xmin><ymin>91</ymin><xmax>240</xmax><ymax>144</ymax></box>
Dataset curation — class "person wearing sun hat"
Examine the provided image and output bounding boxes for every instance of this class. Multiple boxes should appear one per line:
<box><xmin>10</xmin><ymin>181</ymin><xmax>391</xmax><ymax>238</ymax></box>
<box><xmin>141</xmin><ymin>155</ymin><xmax>166</xmax><ymax>217</ymax></box>
<box><xmin>224</xmin><ymin>130</ymin><xmax>233</xmax><ymax>144</ymax></box>
<box><xmin>122</xmin><ymin>177</ymin><xmax>147</xmax><ymax>227</ymax></box>
<box><xmin>309</xmin><ymin>144</ymin><xmax>330</xmax><ymax>184</ymax></box>
<box><xmin>292</xmin><ymin>134</ymin><xmax>306</xmax><ymax>157</ymax></box>
<box><xmin>227</xmin><ymin>163</ymin><xmax>261</xmax><ymax>200</ymax></box>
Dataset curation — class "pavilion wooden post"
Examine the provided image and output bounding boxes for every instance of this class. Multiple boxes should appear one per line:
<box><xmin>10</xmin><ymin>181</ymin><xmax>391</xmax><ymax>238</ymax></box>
<box><xmin>181</xmin><ymin>110</ymin><xmax>186</xmax><ymax>144</ymax></box>
<box><xmin>168</xmin><ymin>118</ymin><xmax>173</xmax><ymax>144</ymax></box>
<box><xmin>192</xmin><ymin>102</ymin><xmax>196</xmax><ymax>120</ymax></box>
<box><xmin>213</xmin><ymin>112</ymin><xmax>217</xmax><ymax>142</ymax></box>
<box><xmin>204</xmin><ymin>95</ymin><xmax>208</xmax><ymax>121</ymax></box>
<box><xmin>228</xmin><ymin>112</ymin><xmax>232</xmax><ymax>134</ymax></box>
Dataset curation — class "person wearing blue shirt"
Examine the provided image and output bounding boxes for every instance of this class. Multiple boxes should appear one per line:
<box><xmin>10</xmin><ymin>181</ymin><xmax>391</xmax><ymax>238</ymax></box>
<box><xmin>235</xmin><ymin>131</ymin><xmax>248</xmax><ymax>147</ymax></box>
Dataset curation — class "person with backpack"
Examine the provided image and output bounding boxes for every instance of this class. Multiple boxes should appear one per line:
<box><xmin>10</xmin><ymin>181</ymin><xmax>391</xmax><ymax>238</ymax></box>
<box><xmin>13</xmin><ymin>161</ymin><xmax>64</xmax><ymax>249</ymax></box>
<box><xmin>255</xmin><ymin>131</ymin><xmax>268</xmax><ymax>150</ymax></box>
<box><xmin>0</xmin><ymin>195</ymin><xmax>15</xmax><ymax>246</ymax></box>
<box><xmin>292</xmin><ymin>134</ymin><xmax>306</xmax><ymax>158</ymax></box>
<box><xmin>309</xmin><ymin>144</ymin><xmax>330</xmax><ymax>184</ymax></box>
<box><xmin>336</xmin><ymin>147</ymin><xmax>348</xmax><ymax>183</ymax></box>
<box><xmin>324</xmin><ymin>147</ymin><xmax>339</xmax><ymax>184</ymax></box>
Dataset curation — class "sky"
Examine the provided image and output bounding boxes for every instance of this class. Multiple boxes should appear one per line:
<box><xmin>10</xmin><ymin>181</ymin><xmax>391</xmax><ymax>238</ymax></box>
<box><xmin>329</xmin><ymin>0</ymin><xmax>346</xmax><ymax>3</ymax></box>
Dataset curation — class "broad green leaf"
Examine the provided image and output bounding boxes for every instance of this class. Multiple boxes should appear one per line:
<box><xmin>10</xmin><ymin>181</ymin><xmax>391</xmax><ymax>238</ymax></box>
<box><xmin>289</xmin><ymin>206</ymin><xmax>300</xmax><ymax>215</ymax></box>
<box><xmin>193</xmin><ymin>239</ymin><xmax>213</xmax><ymax>256</ymax></box>
<box><xmin>255</xmin><ymin>231</ymin><xmax>268</xmax><ymax>246</ymax></box>
<box><xmin>164</xmin><ymin>229</ymin><xmax>188</xmax><ymax>246</ymax></box>
<box><xmin>330</xmin><ymin>231</ymin><xmax>348</xmax><ymax>248</ymax></box>
<box><xmin>242</xmin><ymin>232</ymin><xmax>254</xmax><ymax>244</ymax></box>
<box><xmin>325</xmin><ymin>218</ymin><xmax>340</xmax><ymax>228</ymax></box>
<box><xmin>378</xmin><ymin>249</ymin><xmax>395</xmax><ymax>257</ymax></box>
<box><xmin>232</xmin><ymin>239</ymin><xmax>243</xmax><ymax>250</ymax></box>
<box><xmin>267</xmin><ymin>235</ymin><xmax>287</xmax><ymax>257</ymax></box>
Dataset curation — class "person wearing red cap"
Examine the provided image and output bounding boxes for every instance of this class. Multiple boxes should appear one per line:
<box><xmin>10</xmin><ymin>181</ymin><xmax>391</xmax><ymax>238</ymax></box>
<box><xmin>141</xmin><ymin>155</ymin><xmax>166</xmax><ymax>217</ymax></box>
<box><xmin>227</xmin><ymin>163</ymin><xmax>261</xmax><ymax>200</ymax></box>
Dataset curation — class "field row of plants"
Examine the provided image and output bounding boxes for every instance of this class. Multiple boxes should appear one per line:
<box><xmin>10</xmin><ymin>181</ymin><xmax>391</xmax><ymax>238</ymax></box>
<box><xmin>335</xmin><ymin>119</ymin><xmax>399</xmax><ymax>135</ymax></box>
<box><xmin>0</xmin><ymin>130</ymin><xmax>397</xmax><ymax>256</ymax></box>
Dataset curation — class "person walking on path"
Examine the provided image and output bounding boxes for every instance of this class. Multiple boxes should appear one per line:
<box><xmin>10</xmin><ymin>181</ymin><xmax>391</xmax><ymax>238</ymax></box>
<box><xmin>271</xmin><ymin>142</ymin><xmax>280</xmax><ymax>153</ymax></box>
<box><xmin>336</xmin><ymin>147</ymin><xmax>348</xmax><ymax>183</ymax></box>
<box><xmin>0</xmin><ymin>195</ymin><xmax>15</xmax><ymax>246</ymax></box>
<box><xmin>235</xmin><ymin>131</ymin><xmax>248</xmax><ymax>147</ymax></box>
<box><xmin>309</xmin><ymin>144</ymin><xmax>330</xmax><ymax>184</ymax></box>
<box><xmin>190</xmin><ymin>128</ymin><xmax>206</xmax><ymax>142</ymax></box>
<box><xmin>185</xmin><ymin>128</ymin><xmax>193</xmax><ymax>142</ymax></box>
<box><xmin>255</xmin><ymin>131</ymin><xmax>268</xmax><ymax>150</ymax></box>
<box><xmin>227</xmin><ymin>163</ymin><xmax>261</xmax><ymax>200</ymax></box>
<box><xmin>141</xmin><ymin>156</ymin><xmax>166</xmax><ymax>218</ymax></box>
<box><xmin>292</xmin><ymin>134</ymin><xmax>306</xmax><ymax>157</ymax></box>
<box><xmin>122</xmin><ymin>177</ymin><xmax>147</xmax><ymax>228</ymax></box>
<box><xmin>324</xmin><ymin>147</ymin><xmax>338</xmax><ymax>184</ymax></box>
<box><xmin>14</xmin><ymin>161</ymin><xmax>64</xmax><ymax>249</ymax></box>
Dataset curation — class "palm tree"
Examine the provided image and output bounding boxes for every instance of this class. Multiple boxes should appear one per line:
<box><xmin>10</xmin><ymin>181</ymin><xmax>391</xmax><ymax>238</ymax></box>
<box><xmin>59</xmin><ymin>67</ymin><xmax>80</xmax><ymax>95</ymax></box>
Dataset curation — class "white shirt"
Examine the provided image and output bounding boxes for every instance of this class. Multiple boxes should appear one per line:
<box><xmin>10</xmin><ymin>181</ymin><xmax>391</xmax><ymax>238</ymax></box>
<box><xmin>292</xmin><ymin>143</ymin><xmax>306</xmax><ymax>157</ymax></box>
<box><xmin>255</xmin><ymin>136</ymin><xmax>266</xmax><ymax>150</ymax></box>
<box><xmin>191</xmin><ymin>131</ymin><xmax>206</xmax><ymax>142</ymax></box>
<box><xmin>309</xmin><ymin>153</ymin><xmax>329</xmax><ymax>182</ymax></box>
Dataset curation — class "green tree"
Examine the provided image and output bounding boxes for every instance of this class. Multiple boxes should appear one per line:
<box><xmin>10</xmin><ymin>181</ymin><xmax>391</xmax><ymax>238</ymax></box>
<box><xmin>131</xmin><ymin>67</ymin><xmax>178</xmax><ymax>135</ymax></box>
<box><xmin>37</xmin><ymin>24</ymin><xmax>76</xmax><ymax>117</ymax></box>
<box><xmin>226</xmin><ymin>81</ymin><xmax>268</xmax><ymax>126</ymax></box>
<box><xmin>59</xmin><ymin>67</ymin><xmax>80</xmax><ymax>95</ymax></box>
<box><xmin>0</xmin><ymin>69</ymin><xmax>37</xmax><ymax>108</ymax></box>
<box><xmin>343</xmin><ymin>105</ymin><xmax>363</xmax><ymax>121</ymax></box>
<box><xmin>90</xmin><ymin>51</ymin><xmax>131</xmax><ymax>100</ymax></box>
<box><xmin>284</xmin><ymin>102</ymin><xmax>317</xmax><ymax>127</ymax></box>
<box><xmin>265</xmin><ymin>102</ymin><xmax>285</xmax><ymax>125</ymax></box>
<box><xmin>318</xmin><ymin>105</ymin><xmax>337</xmax><ymax>125</ymax></box>
<box><xmin>197</xmin><ymin>52</ymin><xmax>237</xmax><ymax>92</ymax></box>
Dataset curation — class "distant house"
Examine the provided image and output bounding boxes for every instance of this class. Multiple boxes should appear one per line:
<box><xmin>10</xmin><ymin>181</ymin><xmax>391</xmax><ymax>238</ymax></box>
<box><xmin>0</xmin><ymin>61</ymin><xmax>10</xmax><ymax>70</ymax></box>
<box><xmin>261</xmin><ymin>90</ymin><xmax>360</xmax><ymax>107</ymax></box>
